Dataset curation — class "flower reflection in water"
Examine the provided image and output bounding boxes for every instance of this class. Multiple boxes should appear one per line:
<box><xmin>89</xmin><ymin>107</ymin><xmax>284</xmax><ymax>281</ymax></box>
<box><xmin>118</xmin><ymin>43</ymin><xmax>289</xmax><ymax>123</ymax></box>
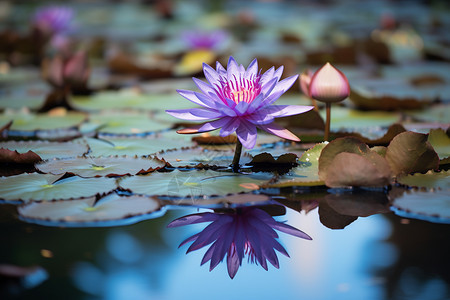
<box><xmin>168</xmin><ymin>206</ymin><xmax>312</xmax><ymax>278</ymax></box>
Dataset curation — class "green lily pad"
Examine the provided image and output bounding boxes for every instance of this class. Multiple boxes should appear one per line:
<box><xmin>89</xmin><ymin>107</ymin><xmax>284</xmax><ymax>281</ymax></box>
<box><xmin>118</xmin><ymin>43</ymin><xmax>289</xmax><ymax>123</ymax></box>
<box><xmin>319</xmin><ymin>106</ymin><xmax>400</xmax><ymax>131</ymax></box>
<box><xmin>18</xmin><ymin>193</ymin><xmax>163</xmax><ymax>227</ymax></box>
<box><xmin>265</xmin><ymin>142</ymin><xmax>327</xmax><ymax>187</ymax></box>
<box><xmin>36</xmin><ymin>156</ymin><xmax>165</xmax><ymax>177</ymax></box>
<box><xmin>390</xmin><ymin>189</ymin><xmax>450</xmax><ymax>224</ymax></box>
<box><xmin>0</xmin><ymin>111</ymin><xmax>86</xmax><ymax>133</ymax></box>
<box><xmin>0</xmin><ymin>140</ymin><xmax>89</xmax><ymax>161</ymax></box>
<box><xmin>0</xmin><ymin>173</ymin><xmax>117</xmax><ymax>203</ymax></box>
<box><xmin>70</xmin><ymin>91</ymin><xmax>197</xmax><ymax>112</ymax></box>
<box><xmin>0</xmin><ymin>95</ymin><xmax>44</xmax><ymax>111</ymax></box>
<box><xmin>385</xmin><ymin>131</ymin><xmax>439</xmax><ymax>176</ymax></box>
<box><xmin>427</xmin><ymin>128</ymin><xmax>450</xmax><ymax>163</ymax></box>
<box><xmin>86</xmin><ymin>112</ymin><xmax>169</xmax><ymax>135</ymax></box>
<box><xmin>155</xmin><ymin>147</ymin><xmax>252</xmax><ymax>168</ymax></box>
<box><xmin>118</xmin><ymin>169</ymin><xmax>273</xmax><ymax>198</ymax></box>
<box><xmin>397</xmin><ymin>170</ymin><xmax>450</xmax><ymax>190</ymax></box>
<box><xmin>82</xmin><ymin>136</ymin><xmax>189</xmax><ymax>157</ymax></box>
<box><xmin>407</xmin><ymin>104</ymin><xmax>450</xmax><ymax>123</ymax></box>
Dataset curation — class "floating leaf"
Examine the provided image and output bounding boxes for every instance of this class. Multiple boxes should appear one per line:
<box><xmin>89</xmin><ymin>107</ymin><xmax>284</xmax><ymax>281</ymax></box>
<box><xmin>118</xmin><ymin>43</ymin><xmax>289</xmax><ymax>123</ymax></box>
<box><xmin>70</xmin><ymin>91</ymin><xmax>198</xmax><ymax>112</ymax></box>
<box><xmin>324</xmin><ymin>152</ymin><xmax>392</xmax><ymax>187</ymax></box>
<box><xmin>86</xmin><ymin>112</ymin><xmax>169</xmax><ymax>135</ymax></box>
<box><xmin>319</xmin><ymin>106</ymin><xmax>400</xmax><ymax>131</ymax></box>
<box><xmin>0</xmin><ymin>149</ymin><xmax>41</xmax><ymax>164</ymax></box>
<box><xmin>118</xmin><ymin>169</ymin><xmax>273</xmax><ymax>198</ymax></box>
<box><xmin>407</xmin><ymin>104</ymin><xmax>450</xmax><ymax>123</ymax></box>
<box><xmin>36</xmin><ymin>156</ymin><xmax>165</xmax><ymax>177</ymax></box>
<box><xmin>0</xmin><ymin>173</ymin><xmax>116</xmax><ymax>203</ymax></box>
<box><xmin>397</xmin><ymin>170</ymin><xmax>450</xmax><ymax>190</ymax></box>
<box><xmin>18</xmin><ymin>193</ymin><xmax>163</xmax><ymax>227</ymax></box>
<box><xmin>319</xmin><ymin>137</ymin><xmax>392</xmax><ymax>187</ymax></box>
<box><xmin>0</xmin><ymin>111</ymin><xmax>86</xmax><ymax>133</ymax></box>
<box><xmin>265</xmin><ymin>142</ymin><xmax>327</xmax><ymax>187</ymax></box>
<box><xmin>155</xmin><ymin>147</ymin><xmax>252</xmax><ymax>168</ymax></box>
<box><xmin>318</xmin><ymin>137</ymin><xmax>369</xmax><ymax>180</ymax></box>
<box><xmin>248</xmin><ymin>152</ymin><xmax>297</xmax><ymax>174</ymax></box>
<box><xmin>390</xmin><ymin>189</ymin><xmax>450</xmax><ymax>224</ymax></box>
<box><xmin>0</xmin><ymin>140</ymin><xmax>88</xmax><ymax>162</ymax></box>
<box><xmin>83</xmin><ymin>136</ymin><xmax>189</xmax><ymax>157</ymax></box>
<box><xmin>427</xmin><ymin>128</ymin><xmax>450</xmax><ymax>163</ymax></box>
<box><xmin>350</xmin><ymin>78</ymin><xmax>434</xmax><ymax>110</ymax></box>
<box><xmin>385</xmin><ymin>131</ymin><xmax>439</xmax><ymax>176</ymax></box>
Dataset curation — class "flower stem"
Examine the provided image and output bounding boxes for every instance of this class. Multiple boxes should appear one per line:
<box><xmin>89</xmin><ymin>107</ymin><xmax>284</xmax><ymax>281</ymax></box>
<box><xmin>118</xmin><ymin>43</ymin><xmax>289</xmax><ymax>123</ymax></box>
<box><xmin>231</xmin><ymin>139</ymin><xmax>242</xmax><ymax>172</ymax></box>
<box><xmin>324</xmin><ymin>102</ymin><xmax>331</xmax><ymax>142</ymax></box>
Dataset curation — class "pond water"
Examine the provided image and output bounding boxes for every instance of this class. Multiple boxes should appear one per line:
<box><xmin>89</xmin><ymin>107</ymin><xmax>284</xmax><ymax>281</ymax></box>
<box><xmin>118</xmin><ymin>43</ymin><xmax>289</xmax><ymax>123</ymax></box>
<box><xmin>1</xmin><ymin>200</ymin><xmax>449</xmax><ymax>300</ymax></box>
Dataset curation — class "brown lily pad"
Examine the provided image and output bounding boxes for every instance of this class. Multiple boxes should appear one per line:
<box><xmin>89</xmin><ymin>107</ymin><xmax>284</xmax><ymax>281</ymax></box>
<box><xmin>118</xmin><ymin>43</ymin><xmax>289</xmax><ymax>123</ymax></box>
<box><xmin>318</xmin><ymin>137</ymin><xmax>392</xmax><ymax>187</ymax></box>
<box><xmin>0</xmin><ymin>140</ymin><xmax>88</xmax><ymax>163</ymax></box>
<box><xmin>385</xmin><ymin>131</ymin><xmax>439</xmax><ymax>176</ymax></box>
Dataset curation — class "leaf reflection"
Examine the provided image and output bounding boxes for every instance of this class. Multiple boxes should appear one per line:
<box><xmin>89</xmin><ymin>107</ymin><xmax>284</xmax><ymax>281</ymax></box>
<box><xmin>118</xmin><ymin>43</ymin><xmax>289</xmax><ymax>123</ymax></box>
<box><xmin>168</xmin><ymin>206</ymin><xmax>312</xmax><ymax>279</ymax></box>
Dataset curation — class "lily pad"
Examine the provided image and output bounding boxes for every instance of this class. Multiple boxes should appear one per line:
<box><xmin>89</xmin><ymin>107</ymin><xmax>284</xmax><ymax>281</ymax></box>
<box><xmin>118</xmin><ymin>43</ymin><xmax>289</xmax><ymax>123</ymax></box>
<box><xmin>0</xmin><ymin>140</ymin><xmax>89</xmax><ymax>162</ymax></box>
<box><xmin>118</xmin><ymin>169</ymin><xmax>273</xmax><ymax>198</ymax></box>
<box><xmin>397</xmin><ymin>170</ymin><xmax>450</xmax><ymax>190</ymax></box>
<box><xmin>83</xmin><ymin>136</ymin><xmax>188</xmax><ymax>157</ymax></box>
<box><xmin>390</xmin><ymin>189</ymin><xmax>450</xmax><ymax>224</ymax></box>
<box><xmin>385</xmin><ymin>131</ymin><xmax>439</xmax><ymax>176</ymax></box>
<box><xmin>0</xmin><ymin>111</ymin><xmax>86</xmax><ymax>134</ymax></box>
<box><xmin>319</xmin><ymin>106</ymin><xmax>401</xmax><ymax>131</ymax></box>
<box><xmin>36</xmin><ymin>156</ymin><xmax>165</xmax><ymax>177</ymax></box>
<box><xmin>155</xmin><ymin>147</ymin><xmax>252</xmax><ymax>168</ymax></box>
<box><xmin>86</xmin><ymin>112</ymin><xmax>169</xmax><ymax>135</ymax></box>
<box><xmin>265</xmin><ymin>142</ymin><xmax>327</xmax><ymax>187</ymax></box>
<box><xmin>427</xmin><ymin>128</ymin><xmax>450</xmax><ymax>163</ymax></box>
<box><xmin>18</xmin><ymin>193</ymin><xmax>164</xmax><ymax>227</ymax></box>
<box><xmin>319</xmin><ymin>137</ymin><xmax>392</xmax><ymax>187</ymax></box>
<box><xmin>0</xmin><ymin>173</ymin><xmax>117</xmax><ymax>203</ymax></box>
<box><xmin>70</xmin><ymin>90</ymin><xmax>197</xmax><ymax>112</ymax></box>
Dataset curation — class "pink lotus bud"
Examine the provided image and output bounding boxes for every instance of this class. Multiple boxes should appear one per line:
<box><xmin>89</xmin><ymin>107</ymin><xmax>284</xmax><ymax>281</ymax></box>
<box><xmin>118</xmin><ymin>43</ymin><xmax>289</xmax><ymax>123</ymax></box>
<box><xmin>299</xmin><ymin>69</ymin><xmax>312</xmax><ymax>97</ymax></box>
<box><xmin>45</xmin><ymin>56</ymin><xmax>64</xmax><ymax>87</ymax></box>
<box><xmin>63</xmin><ymin>51</ymin><xmax>90</xmax><ymax>86</ymax></box>
<box><xmin>309</xmin><ymin>62</ymin><xmax>350</xmax><ymax>103</ymax></box>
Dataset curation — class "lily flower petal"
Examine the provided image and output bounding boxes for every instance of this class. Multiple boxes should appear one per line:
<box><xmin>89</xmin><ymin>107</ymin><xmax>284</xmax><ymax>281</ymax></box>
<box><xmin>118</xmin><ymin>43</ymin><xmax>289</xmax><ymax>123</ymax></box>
<box><xmin>167</xmin><ymin>56</ymin><xmax>313</xmax><ymax>148</ymax></box>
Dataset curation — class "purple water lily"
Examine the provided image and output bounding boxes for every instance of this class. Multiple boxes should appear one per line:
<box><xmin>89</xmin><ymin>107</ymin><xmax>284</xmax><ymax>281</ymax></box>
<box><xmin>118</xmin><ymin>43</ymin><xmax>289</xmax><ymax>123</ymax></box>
<box><xmin>168</xmin><ymin>207</ymin><xmax>312</xmax><ymax>279</ymax></box>
<box><xmin>166</xmin><ymin>57</ymin><xmax>313</xmax><ymax>150</ymax></box>
<box><xmin>182</xmin><ymin>29</ymin><xmax>229</xmax><ymax>50</ymax></box>
<box><xmin>32</xmin><ymin>6</ymin><xmax>74</xmax><ymax>36</ymax></box>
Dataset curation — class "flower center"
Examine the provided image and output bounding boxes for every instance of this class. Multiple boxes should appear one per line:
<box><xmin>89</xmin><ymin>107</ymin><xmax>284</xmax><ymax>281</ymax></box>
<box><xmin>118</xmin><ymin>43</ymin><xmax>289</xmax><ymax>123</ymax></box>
<box><xmin>219</xmin><ymin>75</ymin><xmax>261</xmax><ymax>104</ymax></box>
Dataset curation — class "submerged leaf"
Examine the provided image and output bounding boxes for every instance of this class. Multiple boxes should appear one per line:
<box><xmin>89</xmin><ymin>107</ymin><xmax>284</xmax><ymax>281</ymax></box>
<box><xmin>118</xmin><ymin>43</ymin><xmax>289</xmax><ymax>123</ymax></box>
<box><xmin>0</xmin><ymin>173</ymin><xmax>116</xmax><ymax>202</ymax></box>
<box><xmin>36</xmin><ymin>156</ymin><xmax>165</xmax><ymax>177</ymax></box>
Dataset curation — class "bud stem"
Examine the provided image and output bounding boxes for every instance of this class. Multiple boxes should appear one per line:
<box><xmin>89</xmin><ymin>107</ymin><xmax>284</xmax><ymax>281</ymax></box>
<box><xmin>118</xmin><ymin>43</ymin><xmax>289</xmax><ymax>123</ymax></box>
<box><xmin>324</xmin><ymin>102</ymin><xmax>331</xmax><ymax>141</ymax></box>
<box><xmin>231</xmin><ymin>139</ymin><xmax>243</xmax><ymax>172</ymax></box>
